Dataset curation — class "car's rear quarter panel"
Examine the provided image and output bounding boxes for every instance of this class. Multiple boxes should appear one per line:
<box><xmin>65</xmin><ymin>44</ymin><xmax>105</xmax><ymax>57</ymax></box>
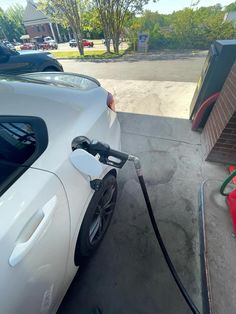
<box><xmin>0</xmin><ymin>81</ymin><xmax>121</xmax><ymax>299</ymax></box>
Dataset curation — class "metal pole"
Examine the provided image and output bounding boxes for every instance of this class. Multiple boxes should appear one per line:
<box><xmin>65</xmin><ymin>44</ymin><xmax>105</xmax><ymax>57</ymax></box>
<box><xmin>49</xmin><ymin>22</ymin><xmax>57</xmax><ymax>42</ymax></box>
<box><xmin>55</xmin><ymin>23</ymin><xmax>62</xmax><ymax>42</ymax></box>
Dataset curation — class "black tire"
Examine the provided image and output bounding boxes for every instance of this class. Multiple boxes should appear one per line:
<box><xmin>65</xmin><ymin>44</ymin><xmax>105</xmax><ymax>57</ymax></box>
<box><xmin>74</xmin><ymin>174</ymin><xmax>117</xmax><ymax>265</ymax></box>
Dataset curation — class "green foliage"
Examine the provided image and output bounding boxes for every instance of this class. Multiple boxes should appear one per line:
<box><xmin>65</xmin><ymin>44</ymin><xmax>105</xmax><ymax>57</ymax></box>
<box><xmin>94</xmin><ymin>0</ymin><xmax>155</xmax><ymax>53</ymax></box>
<box><xmin>225</xmin><ymin>2</ymin><xmax>236</xmax><ymax>12</ymax></box>
<box><xmin>128</xmin><ymin>5</ymin><xmax>236</xmax><ymax>50</ymax></box>
<box><xmin>51</xmin><ymin>49</ymin><xmax>125</xmax><ymax>58</ymax></box>
<box><xmin>82</xmin><ymin>7</ymin><xmax>103</xmax><ymax>38</ymax></box>
<box><xmin>39</xmin><ymin>0</ymin><xmax>87</xmax><ymax>55</ymax></box>
<box><xmin>0</xmin><ymin>4</ymin><xmax>24</xmax><ymax>41</ymax></box>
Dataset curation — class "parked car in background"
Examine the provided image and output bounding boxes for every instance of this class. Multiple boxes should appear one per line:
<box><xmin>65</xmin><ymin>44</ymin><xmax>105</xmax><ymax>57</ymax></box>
<box><xmin>69</xmin><ymin>39</ymin><xmax>94</xmax><ymax>48</ymax></box>
<box><xmin>39</xmin><ymin>40</ymin><xmax>58</xmax><ymax>50</ymax></box>
<box><xmin>2</xmin><ymin>41</ymin><xmax>16</xmax><ymax>51</ymax></box>
<box><xmin>82</xmin><ymin>39</ymin><xmax>94</xmax><ymax>47</ymax></box>
<box><xmin>69</xmin><ymin>39</ymin><xmax>77</xmax><ymax>47</ymax></box>
<box><xmin>0</xmin><ymin>44</ymin><xmax>63</xmax><ymax>74</ymax></box>
<box><xmin>44</xmin><ymin>36</ymin><xmax>53</xmax><ymax>43</ymax></box>
<box><xmin>0</xmin><ymin>72</ymin><xmax>120</xmax><ymax>314</ymax></box>
<box><xmin>20</xmin><ymin>43</ymin><xmax>36</xmax><ymax>50</ymax></box>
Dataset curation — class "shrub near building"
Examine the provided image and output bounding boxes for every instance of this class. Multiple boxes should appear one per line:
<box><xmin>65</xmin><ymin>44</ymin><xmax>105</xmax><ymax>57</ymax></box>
<box><xmin>128</xmin><ymin>5</ymin><xmax>236</xmax><ymax>50</ymax></box>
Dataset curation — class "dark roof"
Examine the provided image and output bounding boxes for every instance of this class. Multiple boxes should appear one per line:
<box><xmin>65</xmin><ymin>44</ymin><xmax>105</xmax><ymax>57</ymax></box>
<box><xmin>224</xmin><ymin>11</ymin><xmax>236</xmax><ymax>23</ymax></box>
<box><xmin>23</xmin><ymin>0</ymin><xmax>49</xmax><ymax>25</ymax></box>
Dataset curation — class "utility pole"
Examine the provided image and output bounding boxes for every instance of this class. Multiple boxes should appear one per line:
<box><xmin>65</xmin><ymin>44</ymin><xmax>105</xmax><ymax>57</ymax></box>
<box><xmin>49</xmin><ymin>22</ymin><xmax>57</xmax><ymax>42</ymax></box>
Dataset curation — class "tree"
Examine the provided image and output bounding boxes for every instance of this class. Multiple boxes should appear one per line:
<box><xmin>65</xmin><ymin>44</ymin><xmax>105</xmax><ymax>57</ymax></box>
<box><xmin>225</xmin><ymin>2</ymin><xmax>236</xmax><ymax>13</ymax></box>
<box><xmin>0</xmin><ymin>8</ymin><xmax>8</xmax><ymax>40</ymax></box>
<box><xmin>93</xmin><ymin>0</ymin><xmax>112</xmax><ymax>52</ymax></box>
<box><xmin>6</xmin><ymin>4</ymin><xmax>25</xmax><ymax>41</ymax></box>
<box><xmin>94</xmin><ymin>0</ymin><xmax>154</xmax><ymax>54</ymax></box>
<box><xmin>82</xmin><ymin>7</ymin><xmax>103</xmax><ymax>39</ymax></box>
<box><xmin>39</xmin><ymin>0</ymin><xmax>86</xmax><ymax>55</ymax></box>
<box><xmin>127</xmin><ymin>4</ymin><xmax>236</xmax><ymax>50</ymax></box>
<box><xmin>0</xmin><ymin>4</ymin><xmax>24</xmax><ymax>41</ymax></box>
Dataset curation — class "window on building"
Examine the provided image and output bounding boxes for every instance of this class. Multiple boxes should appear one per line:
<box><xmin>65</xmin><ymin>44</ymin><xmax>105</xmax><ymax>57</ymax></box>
<box><xmin>37</xmin><ymin>26</ymin><xmax>40</xmax><ymax>32</ymax></box>
<box><xmin>42</xmin><ymin>25</ymin><xmax>45</xmax><ymax>32</ymax></box>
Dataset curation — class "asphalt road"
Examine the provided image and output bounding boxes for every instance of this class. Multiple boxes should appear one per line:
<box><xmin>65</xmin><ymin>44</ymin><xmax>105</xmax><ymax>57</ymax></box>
<box><xmin>60</xmin><ymin>52</ymin><xmax>206</xmax><ymax>83</ymax></box>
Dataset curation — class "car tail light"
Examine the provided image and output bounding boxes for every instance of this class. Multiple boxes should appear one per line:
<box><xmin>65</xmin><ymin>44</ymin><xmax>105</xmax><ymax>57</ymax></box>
<box><xmin>107</xmin><ymin>92</ymin><xmax>116</xmax><ymax>112</ymax></box>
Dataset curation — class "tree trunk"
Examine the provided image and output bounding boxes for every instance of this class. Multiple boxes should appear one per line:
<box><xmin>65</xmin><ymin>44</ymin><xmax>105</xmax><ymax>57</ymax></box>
<box><xmin>105</xmin><ymin>37</ymin><xmax>111</xmax><ymax>53</ymax></box>
<box><xmin>103</xmin><ymin>26</ymin><xmax>111</xmax><ymax>53</ymax></box>
<box><xmin>73</xmin><ymin>29</ymin><xmax>84</xmax><ymax>56</ymax></box>
<box><xmin>77</xmin><ymin>40</ymin><xmax>84</xmax><ymax>56</ymax></box>
<box><xmin>113</xmin><ymin>33</ymin><xmax>120</xmax><ymax>54</ymax></box>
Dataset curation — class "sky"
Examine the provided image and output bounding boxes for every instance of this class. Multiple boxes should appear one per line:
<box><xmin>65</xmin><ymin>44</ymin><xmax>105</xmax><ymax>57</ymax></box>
<box><xmin>0</xmin><ymin>0</ymin><xmax>235</xmax><ymax>13</ymax></box>
<box><xmin>145</xmin><ymin>0</ymin><xmax>235</xmax><ymax>13</ymax></box>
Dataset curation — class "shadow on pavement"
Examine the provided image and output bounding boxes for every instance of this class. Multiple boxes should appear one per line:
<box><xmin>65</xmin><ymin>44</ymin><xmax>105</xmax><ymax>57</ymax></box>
<box><xmin>70</xmin><ymin>51</ymin><xmax>207</xmax><ymax>63</ymax></box>
<box><xmin>58</xmin><ymin>113</ymin><xmax>226</xmax><ymax>314</ymax></box>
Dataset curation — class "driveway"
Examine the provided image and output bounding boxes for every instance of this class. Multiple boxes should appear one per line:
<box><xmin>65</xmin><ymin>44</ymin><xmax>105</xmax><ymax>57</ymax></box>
<box><xmin>60</xmin><ymin>51</ymin><xmax>206</xmax><ymax>83</ymax></box>
<box><xmin>58</xmin><ymin>51</ymin><xmax>222</xmax><ymax>314</ymax></box>
<box><xmin>58</xmin><ymin>113</ymin><xmax>227</xmax><ymax>314</ymax></box>
<box><xmin>61</xmin><ymin>52</ymin><xmax>206</xmax><ymax>119</ymax></box>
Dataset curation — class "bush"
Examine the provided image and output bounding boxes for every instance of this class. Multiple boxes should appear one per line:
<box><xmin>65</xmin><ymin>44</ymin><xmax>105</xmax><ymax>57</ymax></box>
<box><xmin>128</xmin><ymin>7</ymin><xmax>236</xmax><ymax>51</ymax></box>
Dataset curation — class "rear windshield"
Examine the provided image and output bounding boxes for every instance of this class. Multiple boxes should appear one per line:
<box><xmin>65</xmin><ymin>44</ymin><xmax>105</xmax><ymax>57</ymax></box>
<box><xmin>20</xmin><ymin>73</ymin><xmax>100</xmax><ymax>90</ymax></box>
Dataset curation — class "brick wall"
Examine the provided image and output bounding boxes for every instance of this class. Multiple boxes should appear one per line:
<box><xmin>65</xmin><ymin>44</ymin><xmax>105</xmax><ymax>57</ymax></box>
<box><xmin>26</xmin><ymin>23</ymin><xmax>52</xmax><ymax>39</ymax></box>
<box><xmin>202</xmin><ymin>60</ymin><xmax>236</xmax><ymax>163</ymax></box>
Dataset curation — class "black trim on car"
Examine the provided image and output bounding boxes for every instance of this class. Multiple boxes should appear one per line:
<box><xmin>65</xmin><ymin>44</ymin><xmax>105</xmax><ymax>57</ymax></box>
<box><xmin>0</xmin><ymin>116</ymin><xmax>48</xmax><ymax>196</ymax></box>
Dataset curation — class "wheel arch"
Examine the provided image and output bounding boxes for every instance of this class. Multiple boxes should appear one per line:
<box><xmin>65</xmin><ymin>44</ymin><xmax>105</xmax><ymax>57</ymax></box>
<box><xmin>42</xmin><ymin>66</ymin><xmax>60</xmax><ymax>72</ymax></box>
<box><xmin>107</xmin><ymin>168</ymin><xmax>117</xmax><ymax>178</ymax></box>
<box><xmin>73</xmin><ymin>168</ymin><xmax>117</xmax><ymax>266</ymax></box>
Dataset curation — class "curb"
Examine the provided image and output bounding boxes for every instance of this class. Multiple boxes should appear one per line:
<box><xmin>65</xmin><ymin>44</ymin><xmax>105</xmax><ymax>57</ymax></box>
<box><xmin>56</xmin><ymin>52</ymin><xmax>126</xmax><ymax>63</ymax></box>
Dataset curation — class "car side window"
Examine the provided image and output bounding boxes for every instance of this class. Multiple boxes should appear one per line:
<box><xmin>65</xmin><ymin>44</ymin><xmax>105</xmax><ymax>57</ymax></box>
<box><xmin>0</xmin><ymin>116</ymin><xmax>48</xmax><ymax>196</ymax></box>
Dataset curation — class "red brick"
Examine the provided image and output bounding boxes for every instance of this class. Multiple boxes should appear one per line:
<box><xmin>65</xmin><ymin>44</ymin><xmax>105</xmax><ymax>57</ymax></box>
<box><xmin>202</xmin><ymin>60</ymin><xmax>236</xmax><ymax>163</ymax></box>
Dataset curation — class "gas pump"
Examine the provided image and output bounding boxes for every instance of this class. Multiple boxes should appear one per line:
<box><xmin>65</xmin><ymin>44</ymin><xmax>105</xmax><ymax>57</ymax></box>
<box><xmin>190</xmin><ymin>40</ymin><xmax>236</xmax><ymax>130</ymax></box>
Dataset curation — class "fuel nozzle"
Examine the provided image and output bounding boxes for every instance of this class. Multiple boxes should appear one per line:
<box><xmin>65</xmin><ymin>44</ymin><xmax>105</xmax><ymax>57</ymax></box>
<box><xmin>87</xmin><ymin>140</ymin><xmax>129</xmax><ymax>169</ymax></box>
<box><xmin>72</xmin><ymin>136</ymin><xmax>129</xmax><ymax>169</ymax></box>
<box><xmin>72</xmin><ymin>136</ymin><xmax>91</xmax><ymax>151</ymax></box>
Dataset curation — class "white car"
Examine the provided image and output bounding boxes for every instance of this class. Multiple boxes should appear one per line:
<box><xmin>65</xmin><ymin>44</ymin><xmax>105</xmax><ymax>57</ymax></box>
<box><xmin>0</xmin><ymin>72</ymin><xmax>121</xmax><ymax>314</ymax></box>
<box><xmin>44</xmin><ymin>36</ymin><xmax>53</xmax><ymax>43</ymax></box>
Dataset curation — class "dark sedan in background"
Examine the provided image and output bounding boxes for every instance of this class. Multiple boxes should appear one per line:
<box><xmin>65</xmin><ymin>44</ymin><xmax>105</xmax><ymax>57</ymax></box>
<box><xmin>0</xmin><ymin>44</ymin><xmax>63</xmax><ymax>75</ymax></box>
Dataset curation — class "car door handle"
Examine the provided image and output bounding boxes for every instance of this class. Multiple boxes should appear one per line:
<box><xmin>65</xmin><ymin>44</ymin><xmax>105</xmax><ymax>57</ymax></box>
<box><xmin>9</xmin><ymin>196</ymin><xmax>57</xmax><ymax>267</ymax></box>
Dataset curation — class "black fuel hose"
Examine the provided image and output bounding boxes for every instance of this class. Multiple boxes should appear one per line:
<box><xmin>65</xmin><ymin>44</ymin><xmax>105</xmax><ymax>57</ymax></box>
<box><xmin>138</xmin><ymin>174</ymin><xmax>200</xmax><ymax>314</ymax></box>
<box><xmin>76</xmin><ymin>137</ymin><xmax>201</xmax><ymax>314</ymax></box>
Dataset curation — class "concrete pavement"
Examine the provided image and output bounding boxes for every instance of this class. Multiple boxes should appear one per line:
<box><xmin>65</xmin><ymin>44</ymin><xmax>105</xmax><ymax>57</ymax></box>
<box><xmin>100</xmin><ymin>79</ymin><xmax>196</xmax><ymax>118</ymax></box>
<box><xmin>61</xmin><ymin>53</ymin><xmax>206</xmax><ymax>119</ymax></box>
<box><xmin>58</xmin><ymin>113</ymin><xmax>227</xmax><ymax>314</ymax></box>
<box><xmin>58</xmin><ymin>52</ymin><xmax>227</xmax><ymax>314</ymax></box>
<box><xmin>200</xmin><ymin>181</ymin><xmax>236</xmax><ymax>314</ymax></box>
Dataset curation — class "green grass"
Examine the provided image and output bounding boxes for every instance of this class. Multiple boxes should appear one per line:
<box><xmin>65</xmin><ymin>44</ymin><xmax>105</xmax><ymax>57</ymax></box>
<box><xmin>51</xmin><ymin>49</ymin><xmax>125</xmax><ymax>59</ymax></box>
